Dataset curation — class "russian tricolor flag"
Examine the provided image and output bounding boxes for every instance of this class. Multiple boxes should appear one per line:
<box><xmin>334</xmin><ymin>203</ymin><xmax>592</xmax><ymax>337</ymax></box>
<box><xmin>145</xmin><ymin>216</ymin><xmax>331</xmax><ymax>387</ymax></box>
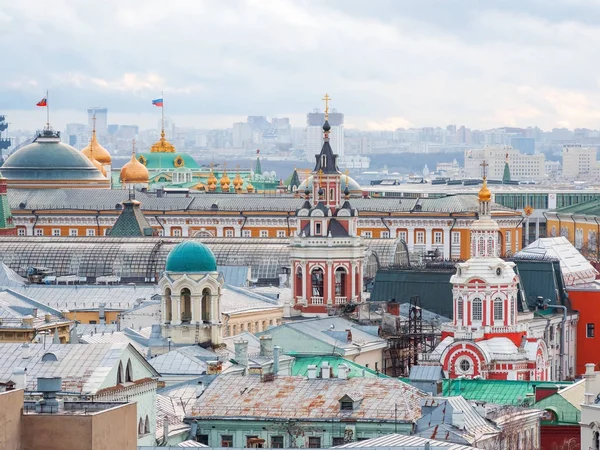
<box><xmin>152</xmin><ymin>98</ymin><xmax>163</xmax><ymax>107</ymax></box>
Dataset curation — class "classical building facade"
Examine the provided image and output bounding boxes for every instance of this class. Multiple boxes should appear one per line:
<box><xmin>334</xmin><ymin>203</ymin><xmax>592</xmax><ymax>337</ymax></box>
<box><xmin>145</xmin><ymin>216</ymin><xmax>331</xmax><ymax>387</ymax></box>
<box><xmin>420</xmin><ymin>177</ymin><xmax>550</xmax><ymax>381</ymax></box>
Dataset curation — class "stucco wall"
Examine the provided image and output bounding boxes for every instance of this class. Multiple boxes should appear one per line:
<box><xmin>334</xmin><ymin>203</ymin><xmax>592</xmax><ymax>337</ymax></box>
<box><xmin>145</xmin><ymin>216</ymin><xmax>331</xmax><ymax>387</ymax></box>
<box><xmin>0</xmin><ymin>389</ymin><xmax>23</xmax><ymax>450</ymax></box>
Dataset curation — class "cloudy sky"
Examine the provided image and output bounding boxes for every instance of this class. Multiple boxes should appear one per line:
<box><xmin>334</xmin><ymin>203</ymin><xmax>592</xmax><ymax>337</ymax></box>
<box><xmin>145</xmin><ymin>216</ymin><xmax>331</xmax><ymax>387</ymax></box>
<box><xmin>3</xmin><ymin>0</ymin><xmax>600</xmax><ymax>131</ymax></box>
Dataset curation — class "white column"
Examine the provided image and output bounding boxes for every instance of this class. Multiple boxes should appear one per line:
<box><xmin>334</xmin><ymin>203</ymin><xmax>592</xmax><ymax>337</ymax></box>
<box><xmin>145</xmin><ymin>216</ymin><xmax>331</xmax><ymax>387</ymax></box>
<box><xmin>535</xmin><ymin>217</ymin><xmax>540</xmax><ymax>240</ymax></box>
<box><xmin>302</xmin><ymin>263</ymin><xmax>307</xmax><ymax>304</ymax></box>
<box><xmin>192</xmin><ymin>292</ymin><xmax>200</xmax><ymax>324</ymax></box>
<box><xmin>351</xmin><ymin>263</ymin><xmax>356</xmax><ymax>301</ymax></box>
<box><xmin>173</xmin><ymin>295</ymin><xmax>181</xmax><ymax>325</ymax></box>
<box><xmin>425</xmin><ymin>226</ymin><xmax>432</xmax><ymax>252</ymax></box>
<box><xmin>327</xmin><ymin>261</ymin><xmax>333</xmax><ymax>305</ymax></box>
<box><xmin>407</xmin><ymin>227</ymin><xmax>415</xmax><ymax>252</ymax></box>
<box><xmin>211</xmin><ymin>291</ymin><xmax>218</xmax><ymax>324</ymax></box>
<box><xmin>443</xmin><ymin>228</ymin><xmax>450</xmax><ymax>259</ymax></box>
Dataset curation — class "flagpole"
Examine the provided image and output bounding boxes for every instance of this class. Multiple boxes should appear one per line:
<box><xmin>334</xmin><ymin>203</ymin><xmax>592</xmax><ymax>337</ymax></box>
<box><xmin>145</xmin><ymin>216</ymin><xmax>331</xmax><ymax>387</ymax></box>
<box><xmin>46</xmin><ymin>89</ymin><xmax>50</xmax><ymax>129</ymax></box>
<box><xmin>161</xmin><ymin>90</ymin><xmax>164</xmax><ymax>133</ymax></box>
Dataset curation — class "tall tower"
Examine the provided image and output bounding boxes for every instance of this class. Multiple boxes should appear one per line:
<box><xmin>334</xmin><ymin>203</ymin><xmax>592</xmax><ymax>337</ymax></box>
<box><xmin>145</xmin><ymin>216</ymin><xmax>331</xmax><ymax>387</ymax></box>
<box><xmin>290</xmin><ymin>94</ymin><xmax>365</xmax><ymax>316</ymax></box>
<box><xmin>422</xmin><ymin>161</ymin><xmax>549</xmax><ymax>381</ymax></box>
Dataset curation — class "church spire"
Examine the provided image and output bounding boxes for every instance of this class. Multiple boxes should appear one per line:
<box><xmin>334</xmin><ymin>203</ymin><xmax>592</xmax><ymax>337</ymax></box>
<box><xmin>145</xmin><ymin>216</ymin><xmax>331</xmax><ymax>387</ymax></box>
<box><xmin>312</xmin><ymin>93</ymin><xmax>339</xmax><ymax>175</ymax></box>
<box><xmin>502</xmin><ymin>153</ymin><xmax>511</xmax><ymax>183</ymax></box>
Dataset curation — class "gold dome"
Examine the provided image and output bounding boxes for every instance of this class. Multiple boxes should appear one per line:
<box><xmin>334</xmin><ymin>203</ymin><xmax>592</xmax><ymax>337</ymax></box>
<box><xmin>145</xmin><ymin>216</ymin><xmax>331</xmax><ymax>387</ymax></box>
<box><xmin>120</xmin><ymin>150</ymin><xmax>149</xmax><ymax>183</ymax></box>
<box><xmin>478</xmin><ymin>178</ymin><xmax>491</xmax><ymax>202</ymax></box>
<box><xmin>90</xmin><ymin>157</ymin><xmax>107</xmax><ymax>177</ymax></box>
<box><xmin>82</xmin><ymin>129</ymin><xmax>112</xmax><ymax>165</ymax></box>
<box><xmin>233</xmin><ymin>171</ymin><xmax>243</xmax><ymax>191</ymax></box>
<box><xmin>194</xmin><ymin>182</ymin><xmax>206</xmax><ymax>191</ymax></box>
<box><xmin>220</xmin><ymin>170</ymin><xmax>230</xmax><ymax>188</ymax></box>
<box><xmin>246</xmin><ymin>180</ymin><xmax>254</xmax><ymax>193</ymax></box>
<box><xmin>207</xmin><ymin>169</ymin><xmax>217</xmax><ymax>190</ymax></box>
<box><xmin>150</xmin><ymin>129</ymin><xmax>176</xmax><ymax>153</ymax></box>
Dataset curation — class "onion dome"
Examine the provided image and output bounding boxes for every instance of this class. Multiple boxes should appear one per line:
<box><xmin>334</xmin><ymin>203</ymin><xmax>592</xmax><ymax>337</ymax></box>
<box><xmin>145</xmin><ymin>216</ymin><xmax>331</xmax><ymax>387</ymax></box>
<box><xmin>233</xmin><ymin>171</ymin><xmax>244</xmax><ymax>191</ymax></box>
<box><xmin>194</xmin><ymin>182</ymin><xmax>205</xmax><ymax>191</ymax></box>
<box><xmin>120</xmin><ymin>149</ymin><xmax>149</xmax><ymax>183</ymax></box>
<box><xmin>478</xmin><ymin>178</ymin><xmax>491</xmax><ymax>202</ymax></box>
<box><xmin>82</xmin><ymin>129</ymin><xmax>111</xmax><ymax>164</ymax></box>
<box><xmin>90</xmin><ymin>157</ymin><xmax>107</xmax><ymax>177</ymax></box>
<box><xmin>246</xmin><ymin>179</ymin><xmax>254</xmax><ymax>193</ymax></box>
<box><xmin>166</xmin><ymin>240</ymin><xmax>217</xmax><ymax>272</ymax></box>
<box><xmin>207</xmin><ymin>169</ymin><xmax>217</xmax><ymax>191</ymax></box>
<box><xmin>220</xmin><ymin>170</ymin><xmax>230</xmax><ymax>189</ymax></box>
<box><xmin>150</xmin><ymin>129</ymin><xmax>176</xmax><ymax>153</ymax></box>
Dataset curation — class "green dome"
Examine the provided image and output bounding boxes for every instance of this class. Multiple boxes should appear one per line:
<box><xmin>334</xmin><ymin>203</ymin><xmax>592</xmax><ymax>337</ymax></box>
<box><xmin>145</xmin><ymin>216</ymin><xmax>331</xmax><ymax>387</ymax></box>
<box><xmin>166</xmin><ymin>241</ymin><xmax>217</xmax><ymax>272</ymax></box>
<box><xmin>2</xmin><ymin>135</ymin><xmax>105</xmax><ymax>181</ymax></box>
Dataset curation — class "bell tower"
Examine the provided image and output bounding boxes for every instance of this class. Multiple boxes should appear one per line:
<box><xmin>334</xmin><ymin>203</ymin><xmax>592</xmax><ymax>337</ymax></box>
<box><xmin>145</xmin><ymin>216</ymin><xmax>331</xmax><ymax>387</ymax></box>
<box><xmin>289</xmin><ymin>95</ymin><xmax>366</xmax><ymax>316</ymax></box>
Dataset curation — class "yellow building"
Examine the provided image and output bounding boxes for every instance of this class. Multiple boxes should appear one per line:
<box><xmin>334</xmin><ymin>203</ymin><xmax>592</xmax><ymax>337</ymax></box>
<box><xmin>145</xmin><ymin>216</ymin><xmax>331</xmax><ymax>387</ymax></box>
<box><xmin>546</xmin><ymin>198</ymin><xmax>600</xmax><ymax>259</ymax></box>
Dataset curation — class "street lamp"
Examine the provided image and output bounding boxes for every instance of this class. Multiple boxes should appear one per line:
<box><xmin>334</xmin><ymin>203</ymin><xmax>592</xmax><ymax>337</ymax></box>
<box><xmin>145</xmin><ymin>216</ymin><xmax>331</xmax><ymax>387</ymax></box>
<box><xmin>168</xmin><ymin>336</ymin><xmax>172</xmax><ymax>352</ymax></box>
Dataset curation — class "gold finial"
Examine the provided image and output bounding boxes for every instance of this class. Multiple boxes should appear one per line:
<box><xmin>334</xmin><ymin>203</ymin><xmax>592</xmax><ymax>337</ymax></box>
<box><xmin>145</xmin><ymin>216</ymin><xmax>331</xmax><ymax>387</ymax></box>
<box><xmin>92</xmin><ymin>114</ymin><xmax>96</xmax><ymax>132</ymax></box>
<box><xmin>345</xmin><ymin>169</ymin><xmax>350</xmax><ymax>184</ymax></box>
<box><xmin>132</xmin><ymin>138</ymin><xmax>136</xmax><ymax>153</ymax></box>
<box><xmin>478</xmin><ymin>160</ymin><xmax>491</xmax><ymax>202</ymax></box>
<box><xmin>322</xmin><ymin>93</ymin><xmax>331</xmax><ymax>121</ymax></box>
<box><xmin>480</xmin><ymin>160</ymin><xmax>489</xmax><ymax>180</ymax></box>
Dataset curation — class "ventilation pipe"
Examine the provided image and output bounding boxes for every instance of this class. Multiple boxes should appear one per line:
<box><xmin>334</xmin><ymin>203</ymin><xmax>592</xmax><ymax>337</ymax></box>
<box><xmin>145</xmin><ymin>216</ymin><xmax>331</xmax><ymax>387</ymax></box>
<box><xmin>259</xmin><ymin>335</ymin><xmax>273</xmax><ymax>357</ymax></box>
<box><xmin>234</xmin><ymin>340</ymin><xmax>248</xmax><ymax>367</ymax></box>
<box><xmin>273</xmin><ymin>345</ymin><xmax>281</xmax><ymax>376</ymax></box>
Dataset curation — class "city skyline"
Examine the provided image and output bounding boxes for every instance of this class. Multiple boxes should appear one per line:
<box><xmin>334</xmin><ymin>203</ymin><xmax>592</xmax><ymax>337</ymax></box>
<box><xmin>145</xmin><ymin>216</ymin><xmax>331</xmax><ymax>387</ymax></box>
<box><xmin>4</xmin><ymin>1</ymin><xmax>600</xmax><ymax>131</ymax></box>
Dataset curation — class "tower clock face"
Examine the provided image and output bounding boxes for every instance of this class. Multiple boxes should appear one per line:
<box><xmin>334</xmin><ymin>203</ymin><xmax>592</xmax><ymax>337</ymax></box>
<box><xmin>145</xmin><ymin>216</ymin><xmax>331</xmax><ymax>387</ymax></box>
<box><xmin>496</xmin><ymin>268</ymin><xmax>502</xmax><ymax>276</ymax></box>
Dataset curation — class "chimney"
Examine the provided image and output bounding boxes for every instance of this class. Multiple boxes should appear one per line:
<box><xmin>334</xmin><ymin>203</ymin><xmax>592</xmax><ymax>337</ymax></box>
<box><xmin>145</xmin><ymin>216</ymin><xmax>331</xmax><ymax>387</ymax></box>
<box><xmin>273</xmin><ymin>345</ymin><xmax>280</xmax><ymax>375</ymax></box>
<box><xmin>234</xmin><ymin>340</ymin><xmax>248</xmax><ymax>367</ymax></box>
<box><xmin>44</xmin><ymin>313</ymin><xmax>52</xmax><ymax>323</ymax></box>
<box><xmin>195</xmin><ymin>381</ymin><xmax>205</xmax><ymax>398</ymax></box>
<box><xmin>307</xmin><ymin>364</ymin><xmax>318</xmax><ymax>379</ymax></box>
<box><xmin>338</xmin><ymin>364</ymin><xmax>349</xmax><ymax>380</ymax></box>
<box><xmin>345</xmin><ymin>329</ymin><xmax>352</xmax><ymax>342</ymax></box>
<box><xmin>260</xmin><ymin>335</ymin><xmax>274</xmax><ymax>357</ymax></box>
<box><xmin>32</xmin><ymin>308</ymin><xmax>38</xmax><ymax>318</ymax></box>
<box><xmin>163</xmin><ymin>415</ymin><xmax>169</xmax><ymax>444</ymax></box>
<box><xmin>21</xmin><ymin>343</ymin><xmax>30</xmax><ymax>359</ymax></box>
<box><xmin>321</xmin><ymin>361</ymin><xmax>331</xmax><ymax>379</ymax></box>
<box><xmin>12</xmin><ymin>368</ymin><xmax>27</xmax><ymax>390</ymax></box>
<box><xmin>207</xmin><ymin>361</ymin><xmax>223</xmax><ymax>375</ymax></box>
<box><xmin>584</xmin><ymin>363</ymin><xmax>597</xmax><ymax>405</ymax></box>
<box><xmin>36</xmin><ymin>377</ymin><xmax>62</xmax><ymax>414</ymax></box>
<box><xmin>453</xmin><ymin>410</ymin><xmax>465</xmax><ymax>430</ymax></box>
<box><xmin>99</xmin><ymin>303</ymin><xmax>106</xmax><ymax>325</ymax></box>
<box><xmin>22</xmin><ymin>316</ymin><xmax>34</xmax><ymax>327</ymax></box>
<box><xmin>387</xmin><ymin>299</ymin><xmax>400</xmax><ymax>316</ymax></box>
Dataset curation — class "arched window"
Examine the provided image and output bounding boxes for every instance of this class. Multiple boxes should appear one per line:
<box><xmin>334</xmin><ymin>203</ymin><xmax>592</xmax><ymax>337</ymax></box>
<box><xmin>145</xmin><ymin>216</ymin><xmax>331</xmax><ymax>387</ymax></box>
<box><xmin>164</xmin><ymin>287</ymin><xmax>172</xmax><ymax>323</ymax></box>
<box><xmin>472</xmin><ymin>298</ymin><xmax>482</xmax><ymax>321</ymax></box>
<box><xmin>144</xmin><ymin>415</ymin><xmax>150</xmax><ymax>435</ymax></box>
<box><xmin>202</xmin><ymin>288</ymin><xmax>211</xmax><ymax>323</ymax></box>
<box><xmin>457</xmin><ymin>298</ymin><xmax>463</xmax><ymax>321</ymax></box>
<box><xmin>335</xmin><ymin>267</ymin><xmax>347</xmax><ymax>297</ymax></box>
<box><xmin>138</xmin><ymin>418</ymin><xmax>144</xmax><ymax>436</ymax></box>
<box><xmin>311</xmin><ymin>267</ymin><xmax>324</xmax><ymax>297</ymax></box>
<box><xmin>494</xmin><ymin>298</ymin><xmax>503</xmax><ymax>322</ymax></box>
<box><xmin>295</xmin><ymin>266</ymin><xmax>303</xmax><ymax>298</ymax></box>
<box><xmin>181</xmin><ymin>288</ymin><xmax>191</xmax><ymax>323</ymax></box>
<box><xmin>593</xmin><ymin>430</ymin><xmax>599</xmax><ymax>450</ymax></box>
<box><xmin>125</xmin><ymin>359</ymin><xmax>133</xmax><ymax>382</ymax></box>
<box><xmin>117</xmin><ymin>361</ymin><xmax>124</xmax><ymax>385</ymax></box>
<box><xmin>487</xmin><ymin>237</ymin><xmax>494</xmax><ymax>257</ymax></box>
<box><xmin>477</xmin><ymin>237</ymin><xmax>485</xmax><ymax>257</ymax></box>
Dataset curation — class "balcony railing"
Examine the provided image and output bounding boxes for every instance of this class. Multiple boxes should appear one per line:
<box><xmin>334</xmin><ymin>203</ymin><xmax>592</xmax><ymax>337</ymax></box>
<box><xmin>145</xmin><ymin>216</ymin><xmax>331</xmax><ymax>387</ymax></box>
<box><xmin>335</xmin><ymin>296</ymin><xmax>347</xmax><ymax>305</ymax></box>
<box><xmin>311</xmin><ymin>296</ymin><xmax>324</xmax><ymax>305</ymax></box>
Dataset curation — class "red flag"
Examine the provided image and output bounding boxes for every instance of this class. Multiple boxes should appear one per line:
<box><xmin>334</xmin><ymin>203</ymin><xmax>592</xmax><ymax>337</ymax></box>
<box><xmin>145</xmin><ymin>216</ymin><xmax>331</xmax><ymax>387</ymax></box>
<box><xmin>256</xmin><ymin>149</ymin><xmax>260</xmax><ymax>154</ymax></box>
<box><xmin>36</xmin><ymin>97</ymin><xmax>47</xmax><ymax>107</ymax></box>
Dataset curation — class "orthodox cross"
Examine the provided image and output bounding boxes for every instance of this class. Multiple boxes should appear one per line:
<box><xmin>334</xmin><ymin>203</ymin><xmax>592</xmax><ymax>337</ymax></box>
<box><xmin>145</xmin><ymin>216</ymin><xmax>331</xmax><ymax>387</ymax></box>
<box><xmin>322</xmin><ymin>93</ymin><xmax>331</xmax><ymax>120</ymax></box>
<box><xmin>132</xmin><ymin>138</ymin><xmax>136</xmax><ymax>152</ymax></box>
<box><xmin>480</xmin><ymin>160</ymin><xmax>489</xmax><ymax>179</ymax></box>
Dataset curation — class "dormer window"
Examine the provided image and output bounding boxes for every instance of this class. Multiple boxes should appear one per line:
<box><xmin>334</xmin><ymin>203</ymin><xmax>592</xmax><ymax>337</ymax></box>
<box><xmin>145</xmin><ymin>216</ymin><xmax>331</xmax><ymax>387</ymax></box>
<box><xmin>321</xmin><ymin>155</ymin><xmax>326</xmax><ymax>168</ymax></box>
<box><xmin>341</xmin><ymin>401</ymin><xmax>353</xmax><ymax>411</ymax></box>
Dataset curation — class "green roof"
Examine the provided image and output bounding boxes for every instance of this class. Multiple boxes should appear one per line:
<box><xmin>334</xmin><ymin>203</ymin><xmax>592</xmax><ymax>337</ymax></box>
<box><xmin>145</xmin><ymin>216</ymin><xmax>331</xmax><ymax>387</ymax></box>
<box><xmin>0</xmin><ymin>175</ymin><xmax>14</xmax><ymax>230</ymax></box>
<box><xmin>554</xmin><ymin>197</ymin><xmax>600</xmax><ymax>216</ymax></box>
<box><xmin>290</xmin><ymin>355</ymin><xmax>388</xmax><ymax>378</ymax></box>
<box><xmin>441</xmin><ymin>378</ymin><xmax>572</xmax><ymax>406</ymax></box>
<box><xmin>108</xmin><ymin>199</ymin><xmax>154</xmax><ymax>237</ymax></box>
<box><xmin>502</xmin><ymin>161</ymin><xmax>511</xmax><ymax>183</ymax></box>
<box><xmin>166</xmin><ymin>240</ymin><xmax>217</xmax><ymax>272</ymax></box>
<box><xmin>534</xmin><ymin>392</ymin><xmax>581</xmax><ymax>425</ymax></box>
<box><xmin>138</xmin><ymin>152</ymin><xmax>200</xmax><ymax>170</ymax></box>
<box><xmin>254</xmin><ymin>156</ymin><xmax>262</xmax><ymax>175</ymax></box>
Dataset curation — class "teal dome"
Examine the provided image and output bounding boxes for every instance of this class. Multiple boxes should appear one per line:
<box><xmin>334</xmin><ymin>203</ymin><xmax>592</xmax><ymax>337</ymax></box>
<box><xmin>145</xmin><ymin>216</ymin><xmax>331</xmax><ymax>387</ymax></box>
<box><xmin>166</xmin><ymin>241</ymin><xmax>217</xmax><ymax>272</ymax></box>
<box><xmin>2</xmin><ymin>134</ymin><xmax>105</xmax><ymax>181</ymax></box>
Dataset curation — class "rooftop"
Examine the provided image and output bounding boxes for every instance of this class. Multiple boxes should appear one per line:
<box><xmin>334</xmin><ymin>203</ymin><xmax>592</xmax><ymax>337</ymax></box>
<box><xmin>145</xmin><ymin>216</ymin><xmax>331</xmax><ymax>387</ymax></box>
<box><xmin>291</xmin><ymin>356</ymin><xmax>388</xmax><ymax>378</ymax></box>
<box><xmin>334</xmin><ymin>433</ymin><xmax>476</xmax><ymax>449</ymax></box>
<box><xmin>188</xmin><ymin>374</ymin><xmax>428</xmax><ymax>421</ymax></box>
<box><xmin>0</xmin><ymin>289</ymin><xmax>70</xmax><ymax>329</ymax></box>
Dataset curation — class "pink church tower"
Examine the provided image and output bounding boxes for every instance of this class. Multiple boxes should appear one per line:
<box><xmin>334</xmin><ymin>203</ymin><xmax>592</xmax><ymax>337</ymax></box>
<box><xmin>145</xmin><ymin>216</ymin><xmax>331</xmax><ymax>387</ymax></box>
<box><xmin>289</xmin><ymin>94</ymin><xmax>366</xmax><ymax>315</ymax></box>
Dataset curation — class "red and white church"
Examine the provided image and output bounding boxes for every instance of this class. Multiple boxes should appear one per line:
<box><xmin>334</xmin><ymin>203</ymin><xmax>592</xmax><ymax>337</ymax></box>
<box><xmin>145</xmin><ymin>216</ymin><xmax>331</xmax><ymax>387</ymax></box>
<box><xmin>421</xmin><ymin>176</ymin><xmax>549</xmax><ymax>381</ymax></box>
<box><xmin>289</xmin><ymin>113</ymin><xmax>366</xmax><ymax>315</ymax></box>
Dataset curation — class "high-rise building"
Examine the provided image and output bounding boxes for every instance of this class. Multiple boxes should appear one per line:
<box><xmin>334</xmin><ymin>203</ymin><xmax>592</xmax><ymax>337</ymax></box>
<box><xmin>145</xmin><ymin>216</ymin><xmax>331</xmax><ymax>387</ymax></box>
<box><xmin>562</xmin><ymin>144</ymin><xmax>597</xmax><ymax>180</ymax></box>
<box><xmin>464</xmin><ymin>146</ymin><xmax>545</xmax><ymax>181</ymax></box>
<box><xmin>232</xmin><ymin>122</ymin><xmax>252</xmax><ymax>148</ymax></box>
<box><xmin>87</xmin><ymin>107</ymin><xmax>108</xmax><ymax>145</ymax></box>
<box><xmin>306</xmin><ymin>111</ymin><xmax>344</xmax><ymax>159</ymax></box>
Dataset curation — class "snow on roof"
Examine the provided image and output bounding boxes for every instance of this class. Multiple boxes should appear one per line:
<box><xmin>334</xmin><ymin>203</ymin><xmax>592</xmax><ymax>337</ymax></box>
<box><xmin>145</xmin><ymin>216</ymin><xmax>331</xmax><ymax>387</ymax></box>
<box><xmin>516</xmin><ymin>237</ymin><xmax>598</xmax><ymax>286</ymax></box>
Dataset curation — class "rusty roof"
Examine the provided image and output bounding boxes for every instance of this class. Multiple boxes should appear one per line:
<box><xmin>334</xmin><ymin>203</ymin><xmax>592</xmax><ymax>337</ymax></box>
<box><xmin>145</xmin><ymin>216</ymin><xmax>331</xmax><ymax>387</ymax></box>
<box><xmin>189</xmin><ymin>374</ymin><xmax>428</xmax><ymax>422</ymax></box>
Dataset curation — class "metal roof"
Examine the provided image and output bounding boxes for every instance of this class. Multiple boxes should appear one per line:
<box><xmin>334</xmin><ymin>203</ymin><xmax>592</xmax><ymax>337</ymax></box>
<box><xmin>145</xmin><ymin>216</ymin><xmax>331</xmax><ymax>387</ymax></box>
<box><xmin>188</xmin><ymin>374</ymin><xmax>428</xmax><ymax>421</ymax></box>
<box><xmin>409</xmin><ymin>365</ymin><xmax>444</xmax><ymax>382</ymax></box>
<box><xmin>291</xmin><ymin>356</ymin><xmax>388</xmax><ymax>379</ymax></box>
<box><xmin>334</xmin><ymin>433</ymin><xmax>476</xmax><ymax>449</ymax></box>
<box><xmin>0</xmin><ymin>289</ymin><xmax>68</xmax><ymax>329</ymax></box>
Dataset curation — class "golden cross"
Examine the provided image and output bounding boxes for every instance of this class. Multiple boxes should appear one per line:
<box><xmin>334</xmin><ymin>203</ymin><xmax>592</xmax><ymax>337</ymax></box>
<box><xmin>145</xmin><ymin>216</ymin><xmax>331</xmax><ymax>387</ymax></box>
<box><xmin>92</xmin><ymin>114</ymin><xmax>96</xmax><ymax>131</ymax></box>
<box><xmin>480</xmin><ymin>160</ymin><xmax>489</xmax><ymax>179</ymax></box>
<box><xmin>318</xmin><ymin>169</ymin><xmax>323</xmax><ymax>186</ymax></box>
<box><xmin>322</xmin><ymin>93</ymin><xmax>331</xmax><ymax>120</ymax></box>
<box><xmin>132</xmin><ymin>138</ymin><xmax>136</xmax><ymax>150</ymax></box>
